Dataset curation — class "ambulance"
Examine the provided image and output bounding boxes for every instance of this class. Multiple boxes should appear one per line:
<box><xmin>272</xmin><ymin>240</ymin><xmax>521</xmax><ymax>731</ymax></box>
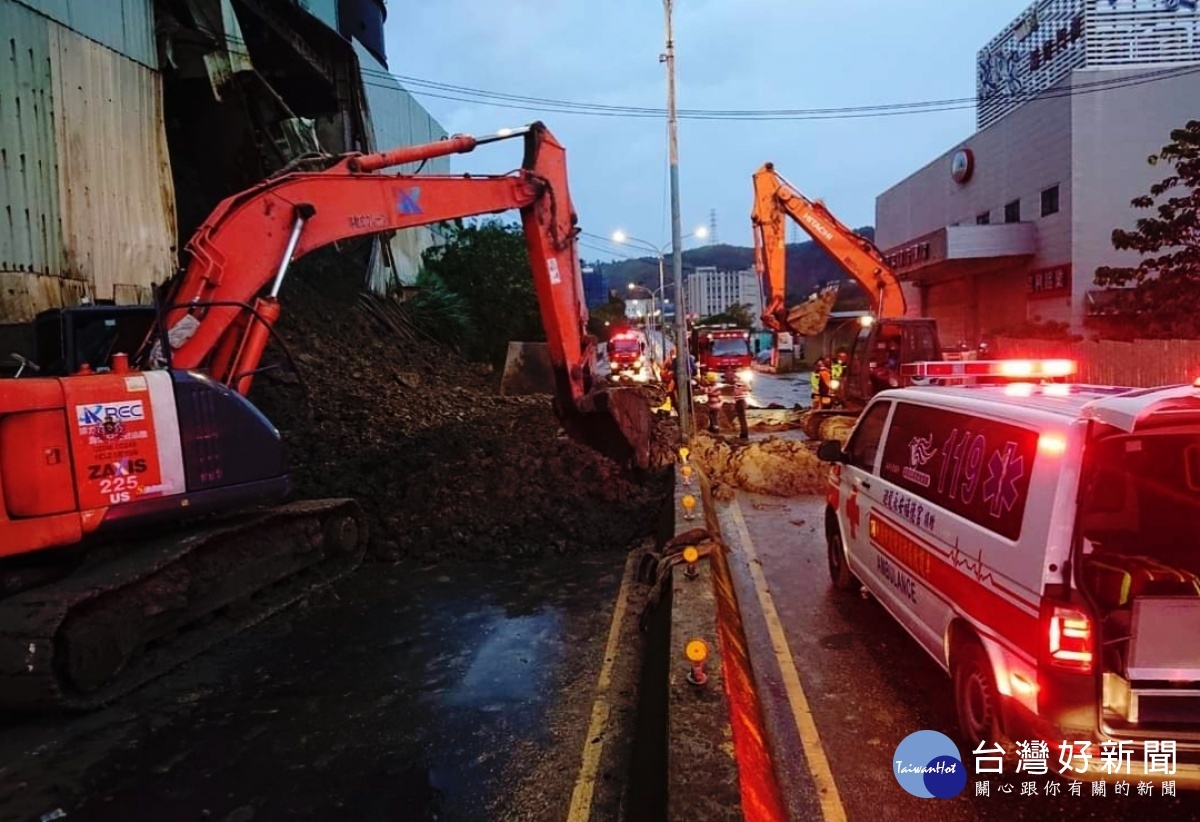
<box><xmin>817</xmin><ymin>359</ymin><xmax>1200</xmax><ymax>784</ymax></box>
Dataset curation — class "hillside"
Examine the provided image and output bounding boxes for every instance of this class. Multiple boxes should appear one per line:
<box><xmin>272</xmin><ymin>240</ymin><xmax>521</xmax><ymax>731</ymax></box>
<box><xmin>587</xmin><ymin>227</ymin><xmax>876</xmax><ymax>310</ymax></box>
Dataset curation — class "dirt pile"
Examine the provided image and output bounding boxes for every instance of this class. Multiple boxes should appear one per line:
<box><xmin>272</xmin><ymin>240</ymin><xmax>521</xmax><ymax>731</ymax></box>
<box><xmin>249</xmin><ymin>249</ymin><xmax>673</xmax><ymax>561</ymax></box>
<box><xmin>746</xmin><ymin>408</ymin><xmax>806</xmax><ymax>432</ymax></box>
<box><xmin>815</xmin><ymin>415</ymin><xmax>856</xmax><ymax>443</ymax></box>
<box><xmin>798</xmin><ymin>410</ymin><xmax>858</xmax><ymax>443</ymax></box>
<box><xmin>690</xmin><ymin>432</ymin><xmax>830</xmax><ymax>500</ymax></box>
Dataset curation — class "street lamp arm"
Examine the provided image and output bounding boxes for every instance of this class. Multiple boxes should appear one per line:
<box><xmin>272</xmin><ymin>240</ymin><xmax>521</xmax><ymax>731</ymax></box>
<box><xmin>610</xmin><ymin>227</ymin><xmax>707</xmax><ymax>257</ymax></box>
<box><xmin>613</xmin><ymin>233</ymin><xmax>665</xmax><ymax>256</ymax></box>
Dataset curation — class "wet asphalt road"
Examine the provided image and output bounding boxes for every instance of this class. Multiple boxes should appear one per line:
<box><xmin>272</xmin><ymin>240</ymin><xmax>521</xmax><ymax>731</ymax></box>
<box><xmin>0</xmin><ymin>554</ymin><xmax>639</xmax><ymax>822</ymax></box>
<box><xmin>719</xmin><ymin>491</ymin><xmax>1200</xmax><ymax>821</ymax></box>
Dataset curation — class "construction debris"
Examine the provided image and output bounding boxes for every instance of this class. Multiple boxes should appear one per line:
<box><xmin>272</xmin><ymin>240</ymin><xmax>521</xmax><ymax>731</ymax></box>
<box><xmin>249</xmin><ymin>249</ymin><xmax>674</xmax><ymax>562</ymax></box>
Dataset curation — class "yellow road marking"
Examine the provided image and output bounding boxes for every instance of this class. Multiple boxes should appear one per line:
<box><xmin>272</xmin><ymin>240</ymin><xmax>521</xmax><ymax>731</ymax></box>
<box><xmin>566</xmin><ymin>549</ymin><xmax>637</xmax><ymax>821</ymax></box>
<box><xmin>729</xmin><ymin>498</ymin><xmax>849</xmax><ymax>822</ymax></box>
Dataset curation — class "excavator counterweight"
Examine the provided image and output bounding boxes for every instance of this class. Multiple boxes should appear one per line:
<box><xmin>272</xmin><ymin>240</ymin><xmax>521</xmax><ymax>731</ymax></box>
<box><xmin>0</xmin><ymin>122</ymin><xmax>650</xmax><ymax>710</ymax></box>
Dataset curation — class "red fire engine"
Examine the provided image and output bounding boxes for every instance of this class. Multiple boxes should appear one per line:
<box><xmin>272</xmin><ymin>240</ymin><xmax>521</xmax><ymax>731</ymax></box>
<box><xmin>691</xmin><ymin>324</ymin><xmax>754</xmax><ymax>384</ymax></box>
<box><xmin>606</xmin><ymin>329</ymin><xmax>648</xmax><ymax>381</ymax></box>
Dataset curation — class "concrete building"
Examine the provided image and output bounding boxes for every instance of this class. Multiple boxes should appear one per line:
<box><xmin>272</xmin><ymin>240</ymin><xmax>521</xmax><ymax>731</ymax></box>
<box><xmin>685</xmin><ymin>266</ymin><xmax>763</xmax><ymax>327</ymax></box>
<box><xmin>875</xmin><ymin>0</ymin><xmax>1200</xmax><ymax>346</ymax></box>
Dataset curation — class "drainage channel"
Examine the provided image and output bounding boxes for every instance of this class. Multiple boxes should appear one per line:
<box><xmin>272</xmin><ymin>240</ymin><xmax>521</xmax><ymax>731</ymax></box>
<box><xmin>618</xmin><ymin>451</ymin><xmax>789</xmax><ymax>821</ymax></box>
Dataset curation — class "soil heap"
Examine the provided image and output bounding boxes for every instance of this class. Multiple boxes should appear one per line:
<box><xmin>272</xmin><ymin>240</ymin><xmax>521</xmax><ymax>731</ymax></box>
<box><xmin>689</xmin><ymin>432</ymin><xmax>830</xmax><ymax>500</ymax></box>
<box><xmin>250</xmin><ymin>250</ymin><xmax>673</xmax><ymax>562</ymax></box>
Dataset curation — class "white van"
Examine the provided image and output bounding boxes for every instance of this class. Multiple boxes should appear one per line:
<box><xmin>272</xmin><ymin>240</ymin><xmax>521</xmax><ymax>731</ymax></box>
<box><xmin>818</xmin><ymin>360</ymin><xmax>1200</xmax><ymax>784</ymax></box>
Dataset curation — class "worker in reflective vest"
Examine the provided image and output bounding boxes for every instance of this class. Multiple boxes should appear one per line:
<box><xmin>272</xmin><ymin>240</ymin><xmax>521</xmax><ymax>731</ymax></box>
<box><xmin>810</xmin><ymin>358</ymin><xmax>824</xmax><ymax>408</ymax></box>
<box><xmin>831</xmin><ymin>351</ymin><xmax>847</xmax><ymax>381</ymax></box>
<box><xmin>725</xmin><ymin>369</ymin><xmax>750</xmax><ymax>441</ymax></box>
<box><xmin>817</xmin><ymin>359</ymin><xmax>834</xmax><ymax>408</ymax></box>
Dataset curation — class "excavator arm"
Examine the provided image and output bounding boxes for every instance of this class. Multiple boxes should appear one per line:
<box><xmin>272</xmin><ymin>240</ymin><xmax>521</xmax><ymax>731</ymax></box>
<box><xmin>154</xmin><ymin>122</ymin><xmax>648</xmax><ymax>469</ymax></box>
<box><xmin>751</xmin><ymin>162</ymin><xmax>906</xmax><ymax>335</ymax></box>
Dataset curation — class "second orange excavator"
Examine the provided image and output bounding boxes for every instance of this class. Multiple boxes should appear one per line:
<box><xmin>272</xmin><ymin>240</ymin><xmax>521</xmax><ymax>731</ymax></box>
<box><xmin>751</xmin><ymin>162</ymin><xmax>943</xmax><ymax>414</ymax></box>
<box><xmin>0</xmin><ymin>122</ymin><xmax>651</xmax><ymax>710</ymax></box>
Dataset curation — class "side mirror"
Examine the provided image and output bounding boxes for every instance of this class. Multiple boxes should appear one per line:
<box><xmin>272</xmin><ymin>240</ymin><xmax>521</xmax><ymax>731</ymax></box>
<box><xmin>816</xmin><ymin>440</ymin><xmax>845</xmax><ymax>463</ymax></box>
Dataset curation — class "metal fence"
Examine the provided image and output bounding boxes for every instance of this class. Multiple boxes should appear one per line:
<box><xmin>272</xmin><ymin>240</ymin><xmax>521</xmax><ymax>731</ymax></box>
<box><xmin>994</xmin><ymin>337</ymin><xmax>1200</xmax><ymax>387</ymax></box>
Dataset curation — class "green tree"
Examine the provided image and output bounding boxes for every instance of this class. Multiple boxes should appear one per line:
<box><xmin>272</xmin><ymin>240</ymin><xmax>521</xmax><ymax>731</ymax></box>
<box><xmin>1094</xmin><ymin>120</ymin><xmax>1200</xmax><ymax>337</ymax></box>
<box><xmin>399</xmin><ymin>268</ymin><xmax>470</xmax><ymax>347</ymax></box>
<box><xmin>587</xmin><ymin>293</ymin><xmax>628</xmax><ymax>340</ymax></box>
<box><xmin>421</xmin><ymin>218</ymin><xmax>544</xmax><ymax>366</ymax></box>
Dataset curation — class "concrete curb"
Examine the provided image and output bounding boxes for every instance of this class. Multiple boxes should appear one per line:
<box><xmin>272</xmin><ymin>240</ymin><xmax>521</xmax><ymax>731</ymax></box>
<box><xmin>663</xmin><ymin>460</ymin><xmax>787</xmax><ymax>821</ymax></box>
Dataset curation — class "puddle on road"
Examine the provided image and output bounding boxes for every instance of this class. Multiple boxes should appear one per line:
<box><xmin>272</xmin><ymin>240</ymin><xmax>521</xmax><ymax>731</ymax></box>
<box><xmin>443</xmin><ymin>607</ymin><xmax>564</xmax><ymax>708</ymax></box>
<box><xmin>0</xmin><ymin>556</ymin><xmax>623</xmax><ymax>822</ymax></box>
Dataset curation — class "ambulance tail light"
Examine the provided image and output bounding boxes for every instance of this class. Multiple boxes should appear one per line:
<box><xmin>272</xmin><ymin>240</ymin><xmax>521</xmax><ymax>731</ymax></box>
<box><xmin>1040</xmin><ymin>601</ymin><xmax>1095</xmax><ymax>674</ymax></box>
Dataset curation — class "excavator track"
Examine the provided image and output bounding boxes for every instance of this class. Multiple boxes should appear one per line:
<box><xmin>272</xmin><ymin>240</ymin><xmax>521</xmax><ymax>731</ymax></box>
<box><xmin>0</xmin><ymin>498</ymin><xmax>365</xmax><ymax>712</ymax></box>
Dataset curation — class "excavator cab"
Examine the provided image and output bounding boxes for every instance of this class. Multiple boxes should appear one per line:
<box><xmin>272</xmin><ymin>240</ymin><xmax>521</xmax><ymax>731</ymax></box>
<box><xmin>840</xmin><ymin>318</ymin><xmax>942</xmax><ymax>409</ymax></box>
<box><xmin>32</xmin><ymin>305</ymin><xmax>159</xmax><ymax>377</ymax></box>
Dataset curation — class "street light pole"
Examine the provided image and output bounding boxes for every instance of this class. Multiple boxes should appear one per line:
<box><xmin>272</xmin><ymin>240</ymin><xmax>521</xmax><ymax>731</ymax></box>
<box><xmin>626</xmin><ymin>283</ymin><xmax>659</xmax><ymax>368</ymax></box>
<box><xmin>655</xmin><ymin>254</ymin><xmax>666</xmax><ymax>362</ymax></box>
<box><xmin>663</xmin><ymin>0</ymin><xmax>691</xmax><ymax>439</ymax></box>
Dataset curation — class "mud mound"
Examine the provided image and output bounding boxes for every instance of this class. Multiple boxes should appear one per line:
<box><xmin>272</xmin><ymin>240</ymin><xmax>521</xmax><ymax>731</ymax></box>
<box><xmin>690</xmin><ymin>432</ymin><xmax>829</xmax><ymax>499</ymax></box>
<box><xmin>817</xmin><ymin>416</ymin><xmax>855</xmax><ymax>443</ymax></box>
<box><xmin>248</xmin><ymin>247</ymin><xmax>672</xmax><ymax>561</ymax></box>
<box><xmin>798</xmin><ymin>410</ymin><xmax>858</xmax><ymax>443</ymax></box>
<box><xmin>747</xmin><ymin>408</ymin><xmax>805</xmax><ymax>432</ymax></box>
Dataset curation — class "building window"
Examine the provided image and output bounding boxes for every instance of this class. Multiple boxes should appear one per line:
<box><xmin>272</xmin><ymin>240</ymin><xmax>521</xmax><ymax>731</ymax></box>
<box><xmin>1041</xmin><ymin>185</ymin><xmax>1060</xmax><ymax>217</ymax></box>
<box><xmin>976</xmin><ymin>211</ymin><xmax>991</xmax><ymax>225</ymax></box>
<box><xmin>1005</xmin><ymin>199</ymin><xmax>1021</xmax><ymax>223</ymax></box>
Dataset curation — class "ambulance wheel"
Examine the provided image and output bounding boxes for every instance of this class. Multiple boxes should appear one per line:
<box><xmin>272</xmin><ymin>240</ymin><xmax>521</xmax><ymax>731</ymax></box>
<box><xmin>826</xmin><ymin>527</ymin><xmax>857</xmax><ymax>592</ymax></box>
<box><xmin>953</xmin><ymin>640</ymin><xmax>1003</xmax><ymax>751</ymax></box>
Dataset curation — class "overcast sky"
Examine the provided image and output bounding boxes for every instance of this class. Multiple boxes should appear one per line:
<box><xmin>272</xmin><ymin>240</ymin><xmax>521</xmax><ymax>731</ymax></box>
<box><xmin>386</xmin><ymin>1</ymin><xmax>1032</xmax><ymax>261</ymax></box>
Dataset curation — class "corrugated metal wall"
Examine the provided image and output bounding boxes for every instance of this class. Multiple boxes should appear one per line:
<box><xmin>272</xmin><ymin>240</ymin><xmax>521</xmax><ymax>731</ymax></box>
<box><xmin>297</xmin><ymin>0</ymin><xmax>338</xmax><ymax>29</ymax></box>
<box><xmin>17</xmin><ymin>0</ymin><xmax>157</xmax><ymax>68</ymax></box>
<box><xmin>0</xmin><ymin>0</ymin><xmax>62</xmax><ymax>284</ymax></box>
<box><xmin>48</xmin><ymin>23</ymin><xmax>175</xmax><ymax>304</ymax></box>
<box><xmin>354</xmin><ymin>40</ymin><xmax>448</xmax><ymax>290</ymax></box>
<box><xmin>0</xmin><ymin>0</ymin><xmax>175</xmax><ymax>322</ymax></box>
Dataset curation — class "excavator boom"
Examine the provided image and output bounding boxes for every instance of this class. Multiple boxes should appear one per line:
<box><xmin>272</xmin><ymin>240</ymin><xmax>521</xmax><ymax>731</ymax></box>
<box><xmin>155</xmin><ymin>121</ymin><xmax>648</xmax><ymax>470</ymax></box>
<box><xmin>751</xmin><ymin>162</ymin><xmax>906</xmax><ymax>334</ymax></box>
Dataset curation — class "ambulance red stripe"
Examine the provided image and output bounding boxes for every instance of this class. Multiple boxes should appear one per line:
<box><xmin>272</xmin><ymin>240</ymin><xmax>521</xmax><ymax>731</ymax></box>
<box><xmin>868</xmin><ymin>511</ymin><xmax>1040</xmax><ymax>659</ymax></box>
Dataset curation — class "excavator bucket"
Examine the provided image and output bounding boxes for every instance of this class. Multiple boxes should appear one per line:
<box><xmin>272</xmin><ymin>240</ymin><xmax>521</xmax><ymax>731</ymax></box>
<box><xmin>501</xmin><ymin>344</ymin><xmax>651</xmax><ymax>469</ymax></box>
<box><xmin>786</xmin><ymin>284</ymin><xmax>840</xmax><ymax>336</ymax></box>
<box><xmin>562</xmin><ymin>386</ymin><xmax>653</xmax><ymax>472</ymax></box>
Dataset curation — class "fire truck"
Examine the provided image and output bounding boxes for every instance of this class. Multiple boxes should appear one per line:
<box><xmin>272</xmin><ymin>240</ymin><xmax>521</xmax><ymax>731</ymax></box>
<box><xmin>691</xmin><ymin>324</ymin><xmax>754</xmax><ymax>384</ymax></box>
<box><xmin>606</xmin><ymin>328</ymin><xmax>649</xmax><ymax>382</ymax></box>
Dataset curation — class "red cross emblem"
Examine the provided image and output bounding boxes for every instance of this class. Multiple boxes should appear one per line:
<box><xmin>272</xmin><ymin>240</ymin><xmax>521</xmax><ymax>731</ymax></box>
<box><xmin>846</xmin><ymin>487</ymin><xmax>861</xmax><ymax>540</ymax></box>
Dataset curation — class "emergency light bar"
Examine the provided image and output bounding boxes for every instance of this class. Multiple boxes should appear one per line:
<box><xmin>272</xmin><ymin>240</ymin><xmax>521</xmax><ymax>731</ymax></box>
<box><xmin>900</xmin><ymin>359</ymin><xmax>1078</xmax><ymax>381</ymax></box>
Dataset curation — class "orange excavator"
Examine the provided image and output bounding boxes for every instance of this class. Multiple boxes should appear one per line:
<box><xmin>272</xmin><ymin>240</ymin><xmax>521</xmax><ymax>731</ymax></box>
<box><xmin>0</xmin><ymin>122</ymin><xmax>650</xmax><ymax>710</ymax></box>
<box><xmin>751</xmin><ymin>162</ymin><xmax>942</xmax><ymax>416</ymax></box>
